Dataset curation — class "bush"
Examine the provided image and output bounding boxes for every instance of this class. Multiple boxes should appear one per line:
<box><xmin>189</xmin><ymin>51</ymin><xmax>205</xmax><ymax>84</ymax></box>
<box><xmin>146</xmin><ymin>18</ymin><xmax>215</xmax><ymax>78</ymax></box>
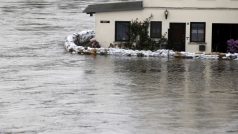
<box><xmin>128</xmin><ymin>17</ymin><xmax>153</xmax><ymax>50</ymax></box>
<box><xmin>227</xmin><ymin>39</ymin><xmax>238</xmax><ymax>53</ymax></box>
<box><xmin>128</xmin><ymin>16</ymin><xmax>167</xmax><ymax>51</ymax></box>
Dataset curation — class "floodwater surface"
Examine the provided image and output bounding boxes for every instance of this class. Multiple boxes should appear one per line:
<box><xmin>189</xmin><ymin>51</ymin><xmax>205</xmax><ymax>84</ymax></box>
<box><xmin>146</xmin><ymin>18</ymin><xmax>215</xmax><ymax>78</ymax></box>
<box><xmin>0</xmin><ymin>0</ymin><xmax>238</xmax><ymax>134</ymax></box>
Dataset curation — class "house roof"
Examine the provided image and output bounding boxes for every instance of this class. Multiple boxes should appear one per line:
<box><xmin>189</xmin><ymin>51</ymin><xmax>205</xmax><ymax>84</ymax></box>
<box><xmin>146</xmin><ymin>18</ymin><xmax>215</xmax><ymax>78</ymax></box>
<box><xmin>83</xmin><ymin>1</ymin><xmax>143</xmax><ymax>14</ymax></box>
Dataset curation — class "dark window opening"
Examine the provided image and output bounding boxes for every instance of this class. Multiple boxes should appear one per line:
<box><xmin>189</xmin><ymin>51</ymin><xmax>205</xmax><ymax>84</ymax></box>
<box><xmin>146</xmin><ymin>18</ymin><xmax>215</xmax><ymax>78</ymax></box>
<box><xmin>115</xmin><ymin>21</ymin><xmax>130</xmax><ymax>41</ymax></box>
<box><xmin>150</xmin><ymin>21</ymin><xmax>162</xmax><ymax>38</ymax></box>
<box><xmin>212</xmin><ymin>24</ymin><xmax>238</xmax><ymax>53</ymax></box>
<box><xmin>190</xmin><ymin>22</ymin><xmax>206</xmax><ymax>42</ymax></box>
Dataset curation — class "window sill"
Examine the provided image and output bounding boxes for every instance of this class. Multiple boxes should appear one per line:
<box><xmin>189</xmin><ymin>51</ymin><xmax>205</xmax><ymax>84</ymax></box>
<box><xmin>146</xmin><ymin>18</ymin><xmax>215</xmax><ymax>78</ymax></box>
<box><xmin>151</xmin><ymin>37</ymin><xmax>161</xmax><ymax>39</ymax></box>
<box><xmin>188</xmin><ymin>42</ymin><xmax>206</xmax><ymax>45</ymax></box>
<box><xmin>114</xmin><ymin>41</ymin><xmax>129</xmax><ymax>43</ymax></box>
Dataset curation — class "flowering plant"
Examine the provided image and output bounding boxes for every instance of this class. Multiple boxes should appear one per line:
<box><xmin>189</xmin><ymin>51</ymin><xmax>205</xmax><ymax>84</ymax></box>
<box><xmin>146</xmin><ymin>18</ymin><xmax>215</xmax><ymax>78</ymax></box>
<box><xmin>227</xmin><ymin>39</ymin><xmax>238</xmax><ymax>53</ymax></box>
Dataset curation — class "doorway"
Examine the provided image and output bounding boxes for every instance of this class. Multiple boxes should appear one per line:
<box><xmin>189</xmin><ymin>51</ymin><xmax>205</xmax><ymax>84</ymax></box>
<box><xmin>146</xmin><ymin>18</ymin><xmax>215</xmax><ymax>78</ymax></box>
<box><xmin>212</xmin><ymin>24</ymin><xmax>238</xmax><ymax>52</ymax></box>
<box><xmin>168</xmin><ymin>23</ymin><xmax>186</xmax><ymax>51</ymax></box>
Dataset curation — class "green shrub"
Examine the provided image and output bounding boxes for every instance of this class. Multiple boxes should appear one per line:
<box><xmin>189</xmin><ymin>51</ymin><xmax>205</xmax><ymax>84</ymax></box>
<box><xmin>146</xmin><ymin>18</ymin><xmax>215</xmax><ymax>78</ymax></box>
<box><xmin>127</xmin><ymin>16</ymin><xmax>167</xmax><ymax>51</ymax></box>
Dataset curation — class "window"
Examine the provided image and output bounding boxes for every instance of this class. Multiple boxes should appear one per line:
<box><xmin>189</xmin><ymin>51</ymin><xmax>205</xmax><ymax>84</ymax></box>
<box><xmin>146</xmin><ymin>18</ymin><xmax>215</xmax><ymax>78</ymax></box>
<box><xmin>150</xmin><ymin>21</ymin><xmax>162</xmax><ymax>38</ymax></box>
<box><xmin>190</xmin><ymin>22</ymin><xmax>206</xmax><ymax>42</ymax></box>
<box><xmin>115</xmin><ymin>21</ymin><xmax>130</xmax><ymax>41</ymax></box>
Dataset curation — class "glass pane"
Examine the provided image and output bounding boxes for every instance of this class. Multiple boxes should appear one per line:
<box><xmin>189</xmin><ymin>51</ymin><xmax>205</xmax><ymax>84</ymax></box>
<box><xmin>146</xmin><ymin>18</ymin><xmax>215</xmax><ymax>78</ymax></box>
<box><xmin>192</xmin><ymin>33</ymin><xmax>198</xmax><ymax>41</ymax></box>
<box><xmin>116</xmin><ymin>22</ymin><xmax>129</xmax><ymax>41</ymax></box>
<box><xmin>197</xmin><ymin>24</ymin><xmax>204</xmax><ymax>29</ymax></box>
<box><xmin>192</xmin><ymin>29</ymin><xmax>198</xmax><ymax>34</ymax></box>
<box><xmin>192</xmin><ymin>24</ymin><xmax>198</xmax><ymax>29</ymax></box>
<box><xmin>198</xmin><ymin>29</ymin><xmax>204</xmax><ymax>34</ymax></box>
<box><xmin>197</xmin><ymin>33</ymin><xmax>204</xmax><ymax>41</ymax></box>
<box><xmin>151</xmin><ymin>22</ymin><xmax>161</xmax><ymax>38</ymax></box>
<box><xmin>191</xmin><ymin>23</ymin><xmax>205</xmax><ymax>42</ymax></box>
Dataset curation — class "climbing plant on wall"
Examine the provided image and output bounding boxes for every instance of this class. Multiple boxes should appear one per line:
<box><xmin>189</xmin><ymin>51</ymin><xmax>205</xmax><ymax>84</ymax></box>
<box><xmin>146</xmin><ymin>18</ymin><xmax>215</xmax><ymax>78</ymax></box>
<box><xmin>127</xmin><ymin>15</ymin><xmax>167</xmax><ymax>51</ymax></box>
<box><xmin>128</xmin><ymin>15</ymin><xmax>155</xmax><ymax>50</ymax></box>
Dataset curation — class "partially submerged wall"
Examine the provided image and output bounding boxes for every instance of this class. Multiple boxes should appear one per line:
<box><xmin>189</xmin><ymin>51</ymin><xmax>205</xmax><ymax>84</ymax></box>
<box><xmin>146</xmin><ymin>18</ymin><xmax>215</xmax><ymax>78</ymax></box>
<box><xmin>95</xmin><ymin>0</ymin><xmax>238</xmax><ymax>53</ymax></box>
<box><xmin>143</xmin><ymin>0</ymin><xmax>238</xmax><ymax>9</ymax></box>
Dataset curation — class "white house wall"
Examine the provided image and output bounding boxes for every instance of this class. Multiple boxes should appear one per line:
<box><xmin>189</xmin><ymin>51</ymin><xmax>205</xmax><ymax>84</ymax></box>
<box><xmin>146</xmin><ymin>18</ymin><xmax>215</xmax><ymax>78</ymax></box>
<box><xmin>143</xmin><ymin>0</ymin><xmax>238</xmax><ymax>9</ymax></box>
<box><xmin>95</xmin><ymin>6</ymin><xmax>238</xmax><ymax>53</ymax></box>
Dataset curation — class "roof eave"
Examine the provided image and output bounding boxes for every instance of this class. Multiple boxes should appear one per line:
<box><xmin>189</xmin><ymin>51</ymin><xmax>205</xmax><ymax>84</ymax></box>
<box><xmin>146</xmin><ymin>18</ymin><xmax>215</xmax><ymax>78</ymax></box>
<box><xmin>83</xmin><ymin>1</ymin><xmax>143</xmax><ymax>14</ymax></box>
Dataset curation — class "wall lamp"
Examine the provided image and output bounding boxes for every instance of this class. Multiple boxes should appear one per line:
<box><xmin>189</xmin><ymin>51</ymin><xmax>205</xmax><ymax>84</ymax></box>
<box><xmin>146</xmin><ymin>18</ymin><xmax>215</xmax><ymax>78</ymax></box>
<box><xmin>164</xmin><ymin>9</ymin><xmax>169</xmax><ymax>20</ymax></box>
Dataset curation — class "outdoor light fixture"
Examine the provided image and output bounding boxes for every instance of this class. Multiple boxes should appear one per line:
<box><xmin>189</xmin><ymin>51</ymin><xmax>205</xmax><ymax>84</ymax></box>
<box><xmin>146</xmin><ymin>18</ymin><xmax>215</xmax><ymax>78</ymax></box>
<box><xmin>164</xmin><ymin>9</ymin><xmax>169</xmax><ymax>19</ymax></box>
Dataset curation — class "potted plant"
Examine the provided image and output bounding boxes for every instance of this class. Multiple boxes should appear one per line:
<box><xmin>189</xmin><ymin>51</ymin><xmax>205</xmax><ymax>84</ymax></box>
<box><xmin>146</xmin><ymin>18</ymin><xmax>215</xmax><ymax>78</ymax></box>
<box><xmin>227</xmin><ymin>39</ymin><xmax>238</xmax><ymax>53</ymax></box>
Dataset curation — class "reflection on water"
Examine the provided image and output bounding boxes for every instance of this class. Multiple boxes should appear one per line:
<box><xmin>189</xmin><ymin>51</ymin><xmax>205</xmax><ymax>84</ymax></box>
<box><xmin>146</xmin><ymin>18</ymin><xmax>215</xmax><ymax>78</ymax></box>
<box><xmin>0</xmin><ymin>0</ymin><xmax>238</xmax><ymax>133</ymax></box>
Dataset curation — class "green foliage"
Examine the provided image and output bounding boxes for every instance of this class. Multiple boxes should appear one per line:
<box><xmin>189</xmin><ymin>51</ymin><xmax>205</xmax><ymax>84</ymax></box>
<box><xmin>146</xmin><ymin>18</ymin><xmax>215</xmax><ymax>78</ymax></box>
<box><xmin>154</xmin><ymin>32</ymin><xmax>168</xmax><ymax>50</ymax></box>
<box><xmin>128</xmin><ymin>16</ymin><xmax>153</xmax><ymax>50</ymax></box>
<box><xmin>127</xmin><ymin>16</ymin><xmax>168</xmax><ymax>51</ymax></box>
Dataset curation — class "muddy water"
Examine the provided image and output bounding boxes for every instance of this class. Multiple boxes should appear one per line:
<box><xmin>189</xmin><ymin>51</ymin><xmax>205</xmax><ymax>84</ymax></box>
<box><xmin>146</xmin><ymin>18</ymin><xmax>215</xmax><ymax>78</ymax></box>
<box><xmin>0</xmin><ymin>0</ymin><xmax>238</xmax><ymax>133</ymax></box>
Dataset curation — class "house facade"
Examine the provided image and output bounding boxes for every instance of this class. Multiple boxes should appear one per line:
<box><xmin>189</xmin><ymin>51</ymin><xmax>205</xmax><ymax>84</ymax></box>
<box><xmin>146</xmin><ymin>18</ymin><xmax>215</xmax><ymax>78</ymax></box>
<box><xmin>84</xmin><ymin>0</ymin><xmax>238</xmax><ymax>53</ymax></box>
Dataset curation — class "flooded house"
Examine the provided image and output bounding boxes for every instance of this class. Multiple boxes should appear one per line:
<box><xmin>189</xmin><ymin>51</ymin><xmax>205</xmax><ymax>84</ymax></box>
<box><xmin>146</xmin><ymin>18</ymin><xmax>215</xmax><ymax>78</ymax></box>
<box><xmin>83</xmin><ymin>0</ymin><xmax>238</xmax><ymax>53</ymax></box>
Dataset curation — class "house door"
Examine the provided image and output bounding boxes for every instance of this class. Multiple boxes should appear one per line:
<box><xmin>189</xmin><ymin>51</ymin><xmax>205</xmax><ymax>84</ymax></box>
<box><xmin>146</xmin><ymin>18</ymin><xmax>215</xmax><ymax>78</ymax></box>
<box><xmin>168</xmin><ymin>23</ymin><xmax>186</xmax><ymax>51</ymax></box>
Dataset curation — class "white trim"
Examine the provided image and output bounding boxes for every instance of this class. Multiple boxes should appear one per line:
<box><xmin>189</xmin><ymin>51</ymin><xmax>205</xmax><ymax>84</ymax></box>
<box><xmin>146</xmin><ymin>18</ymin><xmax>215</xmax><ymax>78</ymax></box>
<box><xmin>144</xmin><ymin>7</ymin><xmax>238</xmax><ymax>10</ymax></box>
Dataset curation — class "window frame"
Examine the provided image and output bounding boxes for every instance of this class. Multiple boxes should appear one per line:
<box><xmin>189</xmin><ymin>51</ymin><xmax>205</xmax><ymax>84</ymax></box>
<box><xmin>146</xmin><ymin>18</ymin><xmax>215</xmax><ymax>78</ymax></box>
<box><xmin>150</xmin><ymin>21</ymin><xmax>162</xmax><ymax>38</ymax></box>
<box><xmin>115</xmin><ymin>21</ymin><xmax>130</xmax><ymax>42</ymax></box>
<box><xmin>190</xmin><ymin>22</ymin><xmax>206</xmax><ymax>43</ymax></box>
